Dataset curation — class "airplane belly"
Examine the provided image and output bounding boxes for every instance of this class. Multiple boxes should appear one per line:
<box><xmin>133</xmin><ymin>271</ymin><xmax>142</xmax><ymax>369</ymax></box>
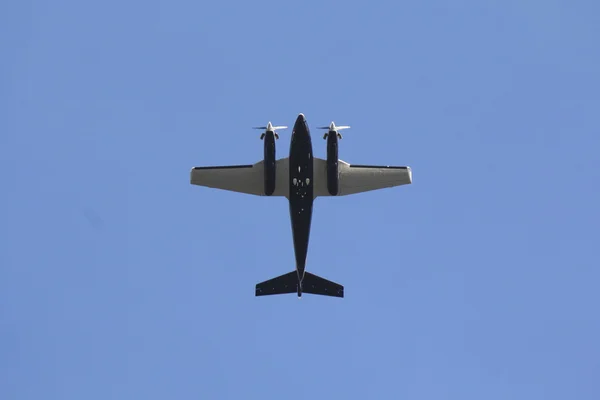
<box><xmin>289</xmin><ymin>152</ymin><xmax>314</xmax><ymax>254</ymax></box>
<box><xmin>288</xmin><ymin>114</ymin><xmax>314</xmax><ymax>272</ymax></box>
<box><xmin>289</xmin><ymin>198</ymin><xmax>313</xmax><ymax>275</ymax></box>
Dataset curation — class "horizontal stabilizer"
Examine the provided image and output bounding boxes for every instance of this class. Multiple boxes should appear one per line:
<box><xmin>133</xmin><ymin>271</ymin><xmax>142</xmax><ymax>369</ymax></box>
<box><xmin>255</xmin><ymin>271</ymin><xmax>344</xmax><ymax>298</ymax></box>
<box><xmin>302</xmin><ymin>272</ymin><xmax>344</xmax><ymax>298</ymax></box>
<box><xmin>255</xmin><ymin>271</ymin><xmax>298</xmax><ymax>296</ymax></box>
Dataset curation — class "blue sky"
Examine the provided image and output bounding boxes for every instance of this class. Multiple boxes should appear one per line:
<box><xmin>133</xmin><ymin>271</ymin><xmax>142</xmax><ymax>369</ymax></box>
<box><xmin>2</xmin><ymin>0</ymin><xmax>599</xmax><ymax>399</ymax></box>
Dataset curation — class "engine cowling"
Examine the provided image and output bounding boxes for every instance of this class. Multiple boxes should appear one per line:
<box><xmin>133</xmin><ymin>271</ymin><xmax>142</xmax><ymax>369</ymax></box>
<box><xmin>263</xmin><ymin>130</ymin><xmax>276</xmax><ymax>196</ymax></box>
<box><xmin>254</xmin><ymin>122</ymin><xmax>286</xmax><ymax>196</ymax></box>
<box><xmin>319</xmin><ymin>121</ymin><xmax>350</xmax><ymax>196</ymax></box>
<box><xmin>326</xmin><ymin>131</ymin><xmax>339</xmax><ymax>196</ymax></box>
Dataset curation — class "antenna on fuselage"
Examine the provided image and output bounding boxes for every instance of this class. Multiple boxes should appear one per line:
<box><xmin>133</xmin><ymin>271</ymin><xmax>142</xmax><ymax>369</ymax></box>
<box><xmin>253</xmin><ymin>121</ymin><xmax>288</xmax><ymax>140</ymax></box>
<box><xmin>317</xmin><ymin>121</ymin><xmax>350</xmax><ymax>140</ymax></box>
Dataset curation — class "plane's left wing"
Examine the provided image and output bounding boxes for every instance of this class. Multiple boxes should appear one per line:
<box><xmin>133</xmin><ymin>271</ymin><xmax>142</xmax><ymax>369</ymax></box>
<box><xmin>190</xmin><ymin>158</ymin><xmax>289</xmax><ymax>196</ymax></box>
<box><xmin>313</xmin><ymin>158</ymin><xmax>412</xmax><ymax>197</ymax></box>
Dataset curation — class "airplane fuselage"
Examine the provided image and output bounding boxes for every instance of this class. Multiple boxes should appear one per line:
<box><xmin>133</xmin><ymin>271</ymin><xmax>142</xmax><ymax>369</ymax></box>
<box><xmin>288</xmin><ymin>114</ymin><xmax>314</xmax><ymax>290</ymax></box>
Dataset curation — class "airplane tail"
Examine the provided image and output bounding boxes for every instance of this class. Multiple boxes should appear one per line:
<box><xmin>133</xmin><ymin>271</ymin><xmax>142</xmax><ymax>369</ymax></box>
<box><xmin>255</xmin><ymin>270</ymin><xmax>344</xmax><ymax>298</ymax></box>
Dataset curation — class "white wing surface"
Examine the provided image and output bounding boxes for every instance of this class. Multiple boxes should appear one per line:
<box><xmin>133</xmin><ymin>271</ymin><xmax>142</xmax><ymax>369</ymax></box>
<box><xmin>313</xmin><ymin>158</ymin><xmax>412</xmax><ymax>197</ymax></box>
<box><xmin>190</xmin><ymin>158</ymin><xmax>289</xmax><ymax>197</ymax></box>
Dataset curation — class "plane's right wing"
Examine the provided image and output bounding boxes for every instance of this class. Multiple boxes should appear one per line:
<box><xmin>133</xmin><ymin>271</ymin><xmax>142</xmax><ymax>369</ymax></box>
<box><xmin>313</xmin><ymin>158</ymin><xmax>412</xmax><ymax>197</ymax></box>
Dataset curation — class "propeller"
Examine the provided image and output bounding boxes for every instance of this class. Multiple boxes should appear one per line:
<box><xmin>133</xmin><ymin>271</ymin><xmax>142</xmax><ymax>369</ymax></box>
<box><xmin>253</xmin><ymin>121</ymin><xmax>287</xmax><ymax>140</ymax></box>
<box><xmin>317</xmin><ymin>121</ymin><xmax>350</xmax><ymax>140</ymax></box>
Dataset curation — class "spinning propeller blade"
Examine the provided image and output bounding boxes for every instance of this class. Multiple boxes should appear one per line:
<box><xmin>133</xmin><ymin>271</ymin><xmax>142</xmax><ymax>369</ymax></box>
<box><xmin>317</xmin><ymin>121</ymin><xmax>350</xmax><ymax>139</ymax></box>
<box><xmin>253</xmin><ymin>121</ymin><xmax>287</xmax><ymax>140</ymax></box>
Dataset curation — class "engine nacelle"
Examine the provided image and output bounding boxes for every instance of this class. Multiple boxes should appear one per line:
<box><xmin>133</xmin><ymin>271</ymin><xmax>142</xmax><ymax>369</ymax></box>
<box><xmin>255</xmin><ymin>122</ymin><xmax>286</xmax><ymax>195</ymax></box>
<box><xmin>263</xmin><ymin>130</ymin><xmax>277</xmax><ymax>196</ymax></box>
<box><xmin>319</xmin><ymin>121</ymin><xmax>349</xmax><ymax>196</ymax></box>
<box><xmin>326</xmin><ymin>130</ymin><xmax>339</xmax><ymax>196</ymax></box>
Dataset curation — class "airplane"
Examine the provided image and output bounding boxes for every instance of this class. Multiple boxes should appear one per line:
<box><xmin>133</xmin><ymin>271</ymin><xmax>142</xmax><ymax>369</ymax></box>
<box><xmin>190</xmin><ymin>113</ymin><xmax>412</xmax><ymax>298</ymax></box>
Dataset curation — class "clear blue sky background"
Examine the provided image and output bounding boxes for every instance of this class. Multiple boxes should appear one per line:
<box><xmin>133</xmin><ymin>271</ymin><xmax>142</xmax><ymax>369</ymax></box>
<box><xmin>2</xmin><ymin>1</ymin><xmax>599</xmax><ymax>399</ymax></box>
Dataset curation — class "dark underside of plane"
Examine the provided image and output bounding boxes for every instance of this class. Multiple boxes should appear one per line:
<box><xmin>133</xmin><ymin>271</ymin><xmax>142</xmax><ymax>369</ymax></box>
<box><xmin>190</xmin><ymin>113</ymin><xmax>412</xmax><ymax>298</ymax></box>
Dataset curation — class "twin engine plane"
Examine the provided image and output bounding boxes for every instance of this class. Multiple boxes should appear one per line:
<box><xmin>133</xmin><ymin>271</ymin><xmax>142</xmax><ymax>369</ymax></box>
<box><xmin>190</xmin><ymin>113</ymin><xmax>412</xmax><ymax>298</ymax></box>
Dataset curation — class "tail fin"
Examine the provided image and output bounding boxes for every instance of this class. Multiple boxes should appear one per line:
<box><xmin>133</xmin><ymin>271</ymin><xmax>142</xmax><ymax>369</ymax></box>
<box><xmin>255</xmin><ymin>270</ymin><xmax>344</xmax><ymax>298</ymax></box>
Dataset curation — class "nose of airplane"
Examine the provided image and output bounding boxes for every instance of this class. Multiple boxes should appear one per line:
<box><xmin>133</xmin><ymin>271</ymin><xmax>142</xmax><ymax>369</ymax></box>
<box><xmin>292</xmin><ymin>113</ymin><xmax>309</xmax><ymax>138</ymax></box>
<box><xmin>294</xmin><ymin>113</ymin><xmax>306</xmax><ymax>129</ymax></box>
